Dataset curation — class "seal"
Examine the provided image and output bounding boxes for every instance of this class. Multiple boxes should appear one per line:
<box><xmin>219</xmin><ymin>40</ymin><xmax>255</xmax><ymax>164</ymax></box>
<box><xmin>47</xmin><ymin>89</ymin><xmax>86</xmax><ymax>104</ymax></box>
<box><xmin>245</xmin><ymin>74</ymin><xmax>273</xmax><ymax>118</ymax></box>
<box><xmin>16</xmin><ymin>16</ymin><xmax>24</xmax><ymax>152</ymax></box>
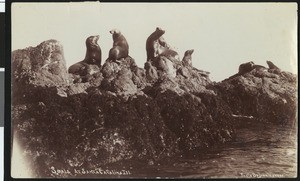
<box><xmin>68</xmin><ymin>35</ymin><xmax>102</xmax><ymax>76</ymax></box>
<box><xmin>252</xmin><ymin>64</ymin><xmax>267</xmax><ymax>70</ymax></box>
<box><xmin>108</xmin><ymin>29</ymin><xmax>129</xmax><ymax>62</ymax></box>
<box><xmin>146</xmin><ymin>27</ymin><xmax>166</xmax><ymax>61</ymax></box>
<box><xmin>68</xmin><ymin>61</ymin><xmax>90</xmax><ymax>76</ymax></box>
<box><xmin>83</xmin><ymin>35</ymin><xmax>102</xmax><ymax>66</ymax></box>
<box><xmin>238</xmin><ymin>61</ymin><xmax>255</xmax><ymax>74</ymax></box>
<box><xmin>238</xmin><ymin>61</ymin><xmax>268</xmax><ymax>75</ymax></box>
<box><xmin>266</xmin><ymin>60</ymin><xmax>281</xmax><ymax>70</ymax></box>
<box><xmin>182</xmin><ymin>49</ymin><xmax>194</xmax><ymax>66</ymax></box>
<box><xmin>159</xmin><ymin>48</ymin><xmax>180</xmax><ymax>62</ymax></box>
<box><xmin>266</xmin><ymin>60</ymin><xmax>281</xmax><ymax>74</ymax></box>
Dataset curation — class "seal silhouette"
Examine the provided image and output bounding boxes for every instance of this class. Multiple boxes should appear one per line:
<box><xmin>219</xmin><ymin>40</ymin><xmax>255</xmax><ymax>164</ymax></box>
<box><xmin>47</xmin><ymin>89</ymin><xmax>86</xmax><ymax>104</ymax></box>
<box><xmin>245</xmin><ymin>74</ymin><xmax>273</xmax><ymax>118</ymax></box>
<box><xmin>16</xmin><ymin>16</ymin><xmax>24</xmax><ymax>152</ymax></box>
<box><xmin>146</xmin><ymin>27</ymin><xmax>167</xmax><ymax>61</ymax></box>
<box><xmin>182</xmin><ymin>49</ymin><xmax>194</xmax><ymax>66</ymax></box>
<box><xmin>68</xmin><ymin>35</ymin><xmax>102</xmax><ymax>75</ymax></box>
<box><xmin>83</xmin><ymin>35</ymin><xmax>102</xmax><ymax>66</ymax></box>
<box><xmin>108</xmin><ymin>29</ymin><xmax>129</xmax><ymax>62</ymax></box>
<box><xmin>266</xmin><ymin>60</ymin><xmax>280</xmax><ymax>70</ymax></box>
<box><xmin>266</xmin><ymin>60</ymin><xmax>281</xmax><ymax>74</ymax></box>
<box><xmin>238</xmin><ymin>61</ymin><xmax>254</xmax><ymax>75</ymax></box>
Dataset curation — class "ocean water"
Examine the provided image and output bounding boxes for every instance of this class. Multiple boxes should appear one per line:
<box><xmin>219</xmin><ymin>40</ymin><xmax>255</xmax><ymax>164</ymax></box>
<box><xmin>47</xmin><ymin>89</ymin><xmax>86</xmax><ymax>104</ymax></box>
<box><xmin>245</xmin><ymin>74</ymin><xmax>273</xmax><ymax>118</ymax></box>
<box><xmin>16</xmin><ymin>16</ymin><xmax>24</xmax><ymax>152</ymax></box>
<box><xmin>105</xmin><ymin>121</ymin><xmax>297</xmax><ymax>179</ymax></box>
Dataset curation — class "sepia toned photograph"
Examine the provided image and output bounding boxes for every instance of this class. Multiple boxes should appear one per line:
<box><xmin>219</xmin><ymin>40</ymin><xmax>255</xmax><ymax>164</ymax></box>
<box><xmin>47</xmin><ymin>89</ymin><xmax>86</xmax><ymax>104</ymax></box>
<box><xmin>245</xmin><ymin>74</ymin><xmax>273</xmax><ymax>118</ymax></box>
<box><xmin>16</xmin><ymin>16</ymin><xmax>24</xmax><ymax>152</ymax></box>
<box><xmin>10</xmin><ymin>2</ymin><xmax>297</xmax><ymax>179</ymax></box>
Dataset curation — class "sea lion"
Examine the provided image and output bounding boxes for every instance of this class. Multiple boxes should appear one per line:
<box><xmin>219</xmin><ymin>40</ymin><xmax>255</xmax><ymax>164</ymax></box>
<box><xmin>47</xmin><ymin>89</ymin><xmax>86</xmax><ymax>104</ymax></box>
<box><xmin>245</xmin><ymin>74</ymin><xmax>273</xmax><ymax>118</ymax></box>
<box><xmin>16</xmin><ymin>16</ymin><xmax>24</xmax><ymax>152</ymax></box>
<box><xmin>238</xmin><ymin>61</ymin><xmax>255</xmax><ymax>74</ymax></box>
<box><xmin>146</xmin><ymin>27</ymin><xmax>166</xmax><ymax>61</ymax></box>
<box><xmin>159</xmin><ymin>48</ymin><xmax>180</xmax><ymax>62</ymax></box>
<box><xmin>253</xmin><ymin>64</ymin><xmax>267</xmax><ymax>70</ymax></box>
<box><xmin>182</xmin><ymin>49</ymin><xmax>194</xmax><ymax>66</ymax></box>
<box><xmin>83</xmin><ymin>35</ymin><xmax>102</xmax><ymax>66</ymax></box>
<box><xmin>157</xmin><ymin>36</ymin><xmax>170</xmax><ymax>49</ymax></box>
<box><xmin>266</xmin><ymin>61</ymin><xmax>281</xmax><ymax>74</ymax></box>
<box><xmin>266</xmin><ymin>60</ymin><xmax>280</xmax><ymax>70</ymax></box>
<box><xmin>68</xmin><ymin>61</ymin><xmax>90</xmax><ymax>76</ymax></box>
<box><xmin>68</xmin><ymin>35</ymin><xmax>102</xmax><ymax>76</ymax></box>
<box><xmin>108</xmin><ymin>29</ymin><xmax>129</xmax><ymax>62</ymax></box>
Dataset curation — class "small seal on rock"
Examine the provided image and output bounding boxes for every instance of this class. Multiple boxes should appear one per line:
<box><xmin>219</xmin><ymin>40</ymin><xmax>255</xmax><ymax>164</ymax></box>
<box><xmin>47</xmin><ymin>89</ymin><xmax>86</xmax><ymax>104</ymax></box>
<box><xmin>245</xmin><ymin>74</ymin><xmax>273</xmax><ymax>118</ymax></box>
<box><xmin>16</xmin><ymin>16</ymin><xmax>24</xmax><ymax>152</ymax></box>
<box><xmin>108</xmin><ymin>29</ymin><xmax>129</xmax><ymax>62</ymax></box>
<box><xmin>253</xmin><ymin>64</ymin><xmax>267</xmax><ymax>71</ymax></box>
<box><xmin>266</xmin><ymin>60</ymin><xmax>281</xmax><ymax>74</ymax></box>
<box><xmin>159</xmin><ymin>48</ymin><xmax>180</xmax><ymax>62</ymax></box>
<box><xmin>182</xmin><ymin>49</ymin><xmax>194</xmax><ymax>66</ymax></box>
<box><xmin>266</xmin><ymin>60</ymin><xmax>280</xmax><ymax>70</ymax></box>
<box><xmin>68</xmin><ymin>35</ymin><xmax>102</xmax><ymax>76</ymax></box>
<box><xmin>238</xmin><ymin>61</ymin><xmax>255</xmax><ymax>74</ymax></box>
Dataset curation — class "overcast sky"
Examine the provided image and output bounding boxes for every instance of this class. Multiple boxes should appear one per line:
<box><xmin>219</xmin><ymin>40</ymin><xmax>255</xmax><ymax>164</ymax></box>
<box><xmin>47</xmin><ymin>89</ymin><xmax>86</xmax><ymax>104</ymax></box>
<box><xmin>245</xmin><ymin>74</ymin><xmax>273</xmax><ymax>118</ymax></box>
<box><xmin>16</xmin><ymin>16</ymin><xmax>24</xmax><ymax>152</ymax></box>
<box><xmin>12</xmin><ymin>2</ymin><xmax>297</xmax><ymax>81</ymax></box>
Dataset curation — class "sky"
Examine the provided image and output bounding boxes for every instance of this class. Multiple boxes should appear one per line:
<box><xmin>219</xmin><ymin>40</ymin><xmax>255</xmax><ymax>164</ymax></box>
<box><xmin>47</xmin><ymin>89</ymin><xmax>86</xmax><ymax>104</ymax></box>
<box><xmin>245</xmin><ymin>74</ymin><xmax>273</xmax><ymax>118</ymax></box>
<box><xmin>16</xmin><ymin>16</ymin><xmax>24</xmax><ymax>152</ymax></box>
<box><xmin>12</xmin><ymin>2</ymin><xmax>297</xmax><ymax>81</ymax></box>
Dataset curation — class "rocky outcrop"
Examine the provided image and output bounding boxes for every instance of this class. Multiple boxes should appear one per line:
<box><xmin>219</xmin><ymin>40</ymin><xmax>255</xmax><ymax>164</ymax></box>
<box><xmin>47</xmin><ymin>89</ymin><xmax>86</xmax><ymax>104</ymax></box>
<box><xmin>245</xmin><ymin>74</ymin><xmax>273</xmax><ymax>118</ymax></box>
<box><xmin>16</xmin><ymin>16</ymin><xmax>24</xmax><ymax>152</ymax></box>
<box><xmin>12</xmin><ymin>40</ymin><xmax>297</xmax><ymax>177</ymax></box>
<box><xmin>216</xmin><ymin>65</ymin><xmax>297</xmax><ymax>125</ymax></box>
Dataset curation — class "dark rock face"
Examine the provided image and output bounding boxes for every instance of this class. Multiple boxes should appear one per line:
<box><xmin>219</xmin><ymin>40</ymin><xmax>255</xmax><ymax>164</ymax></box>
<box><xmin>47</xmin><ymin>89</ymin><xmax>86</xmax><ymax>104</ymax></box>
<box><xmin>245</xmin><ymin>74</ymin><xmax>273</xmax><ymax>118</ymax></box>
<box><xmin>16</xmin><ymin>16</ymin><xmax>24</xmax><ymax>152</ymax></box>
<box><xmin>216</xmin><ymin>68</ymin><xmax>297</xmax><ymax>125</ymax></box>
<box><xmin>12</xmin><ymin>40</ymin><xmax>297</xmax><ymax>177</ymax></box>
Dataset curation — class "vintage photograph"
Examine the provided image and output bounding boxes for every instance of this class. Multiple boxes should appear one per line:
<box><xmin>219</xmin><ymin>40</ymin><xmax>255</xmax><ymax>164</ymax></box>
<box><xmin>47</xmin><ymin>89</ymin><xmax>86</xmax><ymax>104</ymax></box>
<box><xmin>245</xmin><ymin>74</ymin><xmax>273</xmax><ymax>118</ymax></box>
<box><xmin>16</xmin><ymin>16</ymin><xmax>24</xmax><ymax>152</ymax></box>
<box><xmin>10</xmin><ymin>2</ymin><xmax>297</xmax><ymax>178</ymax></box>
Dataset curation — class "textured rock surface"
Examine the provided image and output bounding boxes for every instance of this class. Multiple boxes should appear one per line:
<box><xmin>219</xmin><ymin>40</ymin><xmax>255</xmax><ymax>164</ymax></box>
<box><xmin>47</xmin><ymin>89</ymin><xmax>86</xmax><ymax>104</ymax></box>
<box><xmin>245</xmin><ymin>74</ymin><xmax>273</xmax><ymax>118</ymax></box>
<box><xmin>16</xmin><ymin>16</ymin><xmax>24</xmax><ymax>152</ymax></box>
<box><xmin>216</xmin><ymin>68</ymin><xmax>297</xmax><ymax>125</ymax></box>
<box><xmin>12</xmin><ymin>40</ymin><xmax>297</xmax><ymax>177</ymax></box>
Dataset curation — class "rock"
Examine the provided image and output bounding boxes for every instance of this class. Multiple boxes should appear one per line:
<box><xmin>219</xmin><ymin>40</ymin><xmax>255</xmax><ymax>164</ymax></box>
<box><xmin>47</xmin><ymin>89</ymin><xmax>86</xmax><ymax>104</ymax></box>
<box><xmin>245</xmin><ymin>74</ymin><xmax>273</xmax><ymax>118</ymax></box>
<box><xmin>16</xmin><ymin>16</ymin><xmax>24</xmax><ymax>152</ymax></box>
<box><xmin>100</xmin><ymin>57</ymin><xmax>144</xmax><ymax>95</ymax></box>
<box><xmin>12</xmin><ymin>40</ymin><xmax>71</xmax><ymax>104</ymax></box>
<box><xmin>11</xmin><ymin>39</ymin><xmax>297</xmax><ymax>177</ymax></box>
<box><xmin>216</xmin><ymin>67</ymin><xmax>297</xmax><ymax>125</ymax></box>
<box><xmin>144</xmin><ymin>61</ymin><xmax>158</xmax><ymax>83</ymax></box>
<box><xmin>12</xmin><ymin>39</ymin><xmax>69</xmax><ymax>87</ymax></box>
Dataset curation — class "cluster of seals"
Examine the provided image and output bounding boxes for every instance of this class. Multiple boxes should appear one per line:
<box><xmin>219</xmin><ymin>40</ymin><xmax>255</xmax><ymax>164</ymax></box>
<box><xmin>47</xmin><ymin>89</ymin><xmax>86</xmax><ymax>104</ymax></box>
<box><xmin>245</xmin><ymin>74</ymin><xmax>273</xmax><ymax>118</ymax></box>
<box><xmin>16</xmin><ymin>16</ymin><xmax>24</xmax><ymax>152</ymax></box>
<box><xmin>68</xmin><ymin>35</ymin><xmax>102</xmax><ymax>76</ymax></box>
<box><xmin>182</xmin><ymin>49</ymin><xmax>194</xmax><ymax>66</ymax></box>
<box><xmin>66</xmin><ymin>29</ymin><xmax>285</xmax><ymax>86</ymax></box>
<box><xmin>108</xmin><ymin>29</ymin><xmax>129</xmax><ymax>63</ymax></box>
<box><xmin>238</xmin><ymin>60</ymin><xmax>282</xmax><ymax>75</ymax></box>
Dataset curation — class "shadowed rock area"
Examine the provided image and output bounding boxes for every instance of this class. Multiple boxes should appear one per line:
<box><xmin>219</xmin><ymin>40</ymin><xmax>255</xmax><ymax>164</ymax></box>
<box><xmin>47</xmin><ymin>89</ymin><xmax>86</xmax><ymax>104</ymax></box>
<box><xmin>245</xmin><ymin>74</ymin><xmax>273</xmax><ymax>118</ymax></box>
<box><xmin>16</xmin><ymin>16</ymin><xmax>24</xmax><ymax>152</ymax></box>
<box><xmin>12</xmin><ymin>40</ymin><xmax>297</xmax><ymax>178</ymax></box>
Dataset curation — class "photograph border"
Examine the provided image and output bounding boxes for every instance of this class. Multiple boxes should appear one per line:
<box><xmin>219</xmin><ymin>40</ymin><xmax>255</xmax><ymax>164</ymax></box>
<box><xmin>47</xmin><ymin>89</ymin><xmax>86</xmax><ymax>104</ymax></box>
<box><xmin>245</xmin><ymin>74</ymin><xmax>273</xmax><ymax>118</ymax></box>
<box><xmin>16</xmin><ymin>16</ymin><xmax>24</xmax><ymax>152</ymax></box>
<box><xmin>4</xmin><ymin>0</ymin><xmax>299</xmax><ymax>180</ymax></box>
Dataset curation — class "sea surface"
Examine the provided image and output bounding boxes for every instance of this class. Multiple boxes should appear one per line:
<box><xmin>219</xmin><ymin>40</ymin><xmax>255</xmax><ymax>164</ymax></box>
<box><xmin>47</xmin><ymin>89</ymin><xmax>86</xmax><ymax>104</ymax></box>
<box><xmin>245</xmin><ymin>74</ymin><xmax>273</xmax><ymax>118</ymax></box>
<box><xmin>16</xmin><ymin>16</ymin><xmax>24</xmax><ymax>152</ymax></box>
<box><xmin>105</xmin><ymin>120</ymin><xmax>297</xmax><ymax>179</ymax></box>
